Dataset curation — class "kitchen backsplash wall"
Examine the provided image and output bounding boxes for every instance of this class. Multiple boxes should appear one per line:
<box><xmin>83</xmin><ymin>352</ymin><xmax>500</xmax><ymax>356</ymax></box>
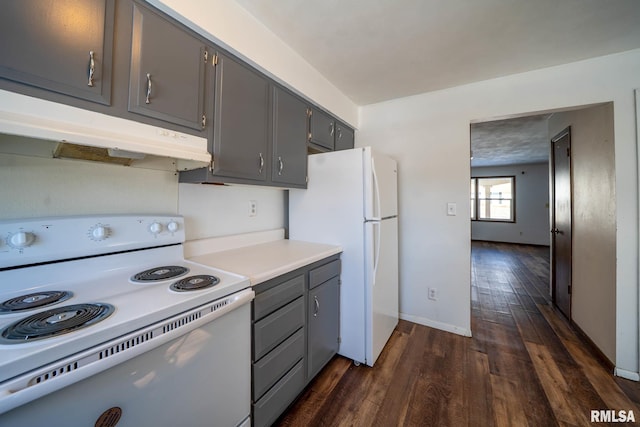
<box><xmin>0</xmin><ymin>151</ymin><xmax>178</xmax><ymax>219</ymax></box>
<box><xmin>0</xmin><ymin>140</ymin><xmax>286</xmax><ymax>241</ymax></box>
<box><xmin>178</xmin><ymin>183</ymin><xmax>285</xmax><ymax>241</ymax></box>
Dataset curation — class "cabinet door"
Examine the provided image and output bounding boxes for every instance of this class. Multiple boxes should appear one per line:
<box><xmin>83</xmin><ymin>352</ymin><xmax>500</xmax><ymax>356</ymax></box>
<box><xmin>309</xmin><ymin>108</ymin><xmax>335</xmax><ymax>150</ymax></box>
<box><xmin>0</xmin><ymin>0</ymin><xmax>115</xmax><ymax>105</ymax></box>
<box><xmin>272</xmin><ymin>87</ymin><xmax>308</xmax><ymax>187</ymax></box>
<box><xmin>335</xmin><ymin>122</ymin><xmax>355</xmax><ymax>151</ymax></box>
<box><xmin>307</xmin><ymin>276</ymin><xmax>340</xmax><ymax>379</ymax></box>
<box><xmin>211</xmin><ymin>53</ymin><xmax>269</xmax><ymax>182</ymax></box>
<box><xmin>128</xmin><ymin>2</ymin><xmax>207</xmax><ymax>131</ymax></box>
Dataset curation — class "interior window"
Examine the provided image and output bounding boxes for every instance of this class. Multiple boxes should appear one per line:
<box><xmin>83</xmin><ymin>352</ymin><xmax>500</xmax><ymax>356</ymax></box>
<box><xmin>470</xmin><ymin>176</ymin><xmax>515</xmax><ymax>222</ymax></box>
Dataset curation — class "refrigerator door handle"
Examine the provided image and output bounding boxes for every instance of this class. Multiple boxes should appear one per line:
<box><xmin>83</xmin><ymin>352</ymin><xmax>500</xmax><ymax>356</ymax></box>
<box><xmin>371</xmin><ymin>157</ymin><xmax>382</xmax><ymax>220</ymax></box>
<box><xmin>372</xmin><ymin>221</ymin><xmax>381</xmax><ymax>287</ymax></box>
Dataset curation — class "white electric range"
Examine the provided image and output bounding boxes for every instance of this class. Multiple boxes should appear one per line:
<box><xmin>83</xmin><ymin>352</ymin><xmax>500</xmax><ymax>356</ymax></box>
<box><xmin>0</xmin><ymin>215</ymin><xmax>253</xmax><ymax>427</ymax></box>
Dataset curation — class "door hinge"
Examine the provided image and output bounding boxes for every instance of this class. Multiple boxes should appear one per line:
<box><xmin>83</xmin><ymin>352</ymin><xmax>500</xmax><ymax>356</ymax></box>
<box><xmin>212</xmin><ymin>53</ymin><xmax>218</xmax><ymax>66</ymax></box>
<box><xmin>337</xmin><ymin>337</ymin><xmax>341</xmax><ymax>344</ymax></box>
<box><xmin>566</xmin><ymin>147</ymin><xmax>571</xmax><ymax>157</ymax></box>
<box><xmin>305</xmin><ymin>175</ymin><xmax>309</xmax><ymax>184</ymax></box>
<box><xmin>204</xmin><ymin>50</ymin><xmax>208</xmax><ymax>63</ymax></box>
<box><xmin>568</xmin><ymin>285</ymin><xmax>572</xmax><ymax>294</ymax></box>
<box><xmin>202</xmin><ymin>114</ymin><xmax>207</xmax><ymax>129</ymax></box>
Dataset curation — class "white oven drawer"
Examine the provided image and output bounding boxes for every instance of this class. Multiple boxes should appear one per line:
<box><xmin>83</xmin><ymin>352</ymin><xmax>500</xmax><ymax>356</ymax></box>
<box><xmin>0</xmin><ymin>292</ymin><xmax>253</xmax><ymax>427</ymax></box>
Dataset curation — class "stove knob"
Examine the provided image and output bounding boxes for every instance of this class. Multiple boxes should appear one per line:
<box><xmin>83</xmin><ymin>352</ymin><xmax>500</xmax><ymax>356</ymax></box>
<box><xmin>149</xmin><ymin>222</ymin><xmax>163</xmax><ymax>235</ymax></box>
<box><xmin>89</xmin><ymin>225</ymin><xmax>110</xmax><ymax>241</ymax></box>
<box><xmin>167</xmin><ymin>221</ymin><xmax>179</xmax><ymax>233</ymax></box>
<box><xmin>8</xmin><ymin>231</ymin><xmax>35</xmax><ymax>249</ymax></box>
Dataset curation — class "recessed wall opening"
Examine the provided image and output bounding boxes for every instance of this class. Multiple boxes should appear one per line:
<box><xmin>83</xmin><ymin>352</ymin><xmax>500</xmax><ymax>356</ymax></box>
<box><xmin>469</xmin><ymin>101</ymin><xmax>616</xmax><ymax>367</ymax></box>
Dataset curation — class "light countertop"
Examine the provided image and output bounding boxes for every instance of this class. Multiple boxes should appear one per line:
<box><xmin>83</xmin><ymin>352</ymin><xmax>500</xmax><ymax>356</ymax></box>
<box><xmin>188</xmin><ymin>238</ymin><xmax>342</xmax><ymax>286</ymax></box>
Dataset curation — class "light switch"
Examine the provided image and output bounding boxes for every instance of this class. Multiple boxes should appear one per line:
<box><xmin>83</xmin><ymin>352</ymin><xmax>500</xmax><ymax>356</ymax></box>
<box><xmin>447</xmin><ymin>202</ymin><xmax>457</xmax><ymax>216</ymax></box>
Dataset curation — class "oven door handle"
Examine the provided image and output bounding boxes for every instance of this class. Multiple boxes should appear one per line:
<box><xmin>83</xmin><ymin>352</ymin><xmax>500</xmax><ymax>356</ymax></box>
<box><xmin>0</xmin><ymin>288</ymin><xmax>254</xmax><ymax>415</ymax></box>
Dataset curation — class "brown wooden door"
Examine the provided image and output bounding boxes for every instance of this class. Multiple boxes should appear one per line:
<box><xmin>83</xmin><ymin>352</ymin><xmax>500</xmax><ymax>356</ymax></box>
<box><xmin>551</xmin><ymin>127</ymin><xmax>572</xmax><ymax>319</ymax></box>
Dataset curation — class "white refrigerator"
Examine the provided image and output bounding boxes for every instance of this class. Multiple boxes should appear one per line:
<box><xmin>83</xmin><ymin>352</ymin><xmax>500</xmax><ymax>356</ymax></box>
<box><xmin>289</xmin><ymin>147</ymin><xmax>398</xmax><ymax>366</ymax></box>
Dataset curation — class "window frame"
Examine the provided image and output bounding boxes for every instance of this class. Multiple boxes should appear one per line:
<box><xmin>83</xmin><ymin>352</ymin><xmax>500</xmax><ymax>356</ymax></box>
<box><xmin>470</xmin><ymin>175</ymin><xmax>516</xmax><ymax>223</ymax></box>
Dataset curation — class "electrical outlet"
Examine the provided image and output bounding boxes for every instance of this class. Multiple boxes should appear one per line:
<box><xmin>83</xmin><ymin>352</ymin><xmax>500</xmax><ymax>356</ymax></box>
<box><xmin>428</xmin><ymin>287</ymin><xmax>438</xmax><ymax>301</ymax></box>
<box><xmin>249</xmin><ymin>200</ymin><xmax>257</xmax><ymax>217</ymax></box>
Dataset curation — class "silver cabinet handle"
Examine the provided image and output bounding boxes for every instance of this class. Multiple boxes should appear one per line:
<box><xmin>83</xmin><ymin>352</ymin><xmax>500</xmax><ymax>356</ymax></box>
<box><xmin>278</xmin><ymin>156</ymin><xmax>284</xmax><ymax>176</ymax></box>
<box><xmin>336</xmin><ymin>126</ymin><xmax>342</xmax><ymax>140</ymax></box>
<box><xmin>329</xmin><ymin>122</ymin><xmax>334</xmax><ymax>136</ymax></box>
<box><xmin>258</xmin><ymin>153</ymin><xmax>264</xmax><ymax>174</ymax></box>
<box><xmin>87</xmin><ymin>51</ymin><xmax>95</xmax><ymax>87</ymax></box>
<box><xmin>145</xmin><ymin>73</ymin><xmax>152</xmax><ymax>104</ymax></box>
<box><xmin>314</xmin><ymin>296</ymin><xmax>319</xmax><ymax>317</ymax></box>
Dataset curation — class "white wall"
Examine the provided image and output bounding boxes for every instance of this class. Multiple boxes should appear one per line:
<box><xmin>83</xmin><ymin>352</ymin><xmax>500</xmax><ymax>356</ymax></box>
<box><xmin>178</xmin><ymin>184</ymin><xmax>285</xmax><ymax>241</ymax></box>
<box><xmin>0</xmin><ymin>151</ymin><xmax>177</xmax><ymax>219</ymax></box>
<box><xmin>471</xmin><ymin>163</ymin><xmax>550</xmax><ymax>246</ymax></box>
<box><xmin>0</xmin><ymin>141</ymin><xmax>285</xmax><ymax>241</ymax></box>
<box><xmin>150</xmin><ymin>0</ymin><xmax>358</xmax><ymax>127</ymax></box>
<box><xmin>549</xmin><ymin>103</ymin><xmax>616</xmax><ymax>363</ymax></box>
<box><xmin>357</xmin><ymin>49</ymin><xmax>640</xmax><ymax>377</ymax></box>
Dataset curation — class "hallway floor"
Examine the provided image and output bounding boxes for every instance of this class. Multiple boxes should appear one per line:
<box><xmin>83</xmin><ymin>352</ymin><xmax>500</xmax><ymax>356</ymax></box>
<box><xmin>275</xmin><ymin>241</ymin><xmax>640</xmax><ymax>426</ymax></box>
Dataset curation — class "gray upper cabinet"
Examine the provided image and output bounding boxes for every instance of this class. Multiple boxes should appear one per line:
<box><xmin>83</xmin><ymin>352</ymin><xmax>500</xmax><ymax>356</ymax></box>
<box><xmin>335</xmin><ymin>121</ymin><xmax>355</xmax><ymax>151</ymax></box>
<box><xmin>271</xmin><ymin>87</ymin><xmax>308</xmax><ymax>188</ymax></box>
<box><xmin>309</xmin><ymin>108</ymin><xmax>355</xmax><ymax>152</ymax></box>
<box><xmin>308</xmin><ymin>108</ymin><xmax>335</xmax><ymax>150</ymax></box>
<box><xmin>128</xmin><ymin>2</ymin><xmax>207</xmax><ymax>131</ymax></box>
<box><xmin>210</xmin><ymin>53</ymin><xmax>270</xmax><ymax>182</ymax></box>
<box><xmin>0</xmin><ymin>0</ymin><xmax>115</xmax><ymax>105</ymax></box>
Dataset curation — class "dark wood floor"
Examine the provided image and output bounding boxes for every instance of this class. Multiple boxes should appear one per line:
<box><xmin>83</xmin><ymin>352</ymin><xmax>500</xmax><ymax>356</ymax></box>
<box><xmin>275</xmin><ymin>241</ymin><xmax>640</xmax><ymax>426</ymax></box>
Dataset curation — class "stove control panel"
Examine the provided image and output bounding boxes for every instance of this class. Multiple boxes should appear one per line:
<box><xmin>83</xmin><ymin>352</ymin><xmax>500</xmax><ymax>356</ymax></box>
<box><xmin>0</xmin><ymin>215</ymin><xmax>186</xmax><ymax>269</ymax></box>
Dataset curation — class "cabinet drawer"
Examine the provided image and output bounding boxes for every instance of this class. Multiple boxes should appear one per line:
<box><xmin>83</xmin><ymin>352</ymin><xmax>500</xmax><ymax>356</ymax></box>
<box><xmin>253</xmin><ymin>360</ymin><xmax>305</xmax><ymax>427</ymax></box>
<box><xmin>254</xmin><ymin>297</ymin><xmax>304</xmax><ymax>360</ymax></box>
<box><xmin>253</xmin><ymin>328</ymin><xmax>304</xmax><ymax>401</ymax></box>
<box><xmin>253</xmin><ymin>274</ymin><xmax>304</xmax><ymax>320</ymax></box>
<box><xmin>309</xmin><ymin>259</ymin><xmax>341</xmax><ymax>289</ymax></box>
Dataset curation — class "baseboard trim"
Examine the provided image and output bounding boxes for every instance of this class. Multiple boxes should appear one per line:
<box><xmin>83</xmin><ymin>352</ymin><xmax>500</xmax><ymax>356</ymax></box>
<box><xmin>570</xmin><ymin>319</ymin><xmax>615</xmax><ymax>373</ymax></box>
<box><xmin>614</xmin><ymin>367</ymin><xmax>640</xmax><ymax>381</ymax></box>
<box><xmin>399</xmin><ymin>313</ymin><xmax>472</xmax><ymax>337</ymax></box>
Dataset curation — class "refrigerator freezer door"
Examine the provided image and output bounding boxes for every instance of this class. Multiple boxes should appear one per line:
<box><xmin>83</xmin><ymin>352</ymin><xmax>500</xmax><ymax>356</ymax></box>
<box><xmin>364</xmin><ymin>148</ymin><xmax>398</xmax><ymax>220</ymax></box>
<box><xmin>364</xmin><ymin>217</ymin><xmax>399</xmax><ymax>366</ymax></box>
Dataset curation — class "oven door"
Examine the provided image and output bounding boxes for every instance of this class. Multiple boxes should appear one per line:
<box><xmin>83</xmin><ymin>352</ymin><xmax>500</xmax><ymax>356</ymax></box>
<box><xmin>0</xmin><ymin>291</ymin><xmax>252</xmax><ymax>427</ymax></box>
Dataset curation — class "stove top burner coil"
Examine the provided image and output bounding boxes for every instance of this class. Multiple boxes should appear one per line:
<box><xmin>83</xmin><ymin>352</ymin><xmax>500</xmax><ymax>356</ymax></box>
<box><xmin>0</xmin><ymin>303</ymin><xmax>114</xmax><ymax>343</ymax></box>
<box><xmin>131</xmin><ymin>266</ymin><xmax>189</xmax><ymax>282</ymax></box>
<box><xmin>0</xmin><ymin>291</ymin><xmax>73</xmax><ymax>313</ymax></box>
<box><xmin>170</xmin><ymin>275</ymin><xmax>220</xmax><ymax>292</ymax></box>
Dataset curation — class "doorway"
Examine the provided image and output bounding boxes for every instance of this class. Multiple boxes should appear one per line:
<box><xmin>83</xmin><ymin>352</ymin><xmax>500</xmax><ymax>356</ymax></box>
<box><xmin>550</xmin><ymin>127</ymin><xmax>572</xmax><ymax>319</ymax></box>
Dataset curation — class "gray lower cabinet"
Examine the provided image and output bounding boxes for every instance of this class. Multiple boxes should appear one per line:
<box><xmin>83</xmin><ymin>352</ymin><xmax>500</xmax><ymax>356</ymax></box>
<box><xmin>251</xmin><ymin>255</ymin><xmax>340</xmax><ymax>427</ymax></box>
<box><xmin>271</xmin><ymin>87</ymin><xmax>308</xmax><ymax>188</ymax></box>
<box><xmin>307</xmin><ymin>265</ymin><xmax>341</xmax><ymax>379</ymax></box>
<box><xmin>0</xmin><ymin>0</ymin><xmax>115</xmax><ymax>105</ymax></box>
<box><xmin>128</xmin><ymin>1</ymin><xmax>208</xmax><ymax>131</ymax></box>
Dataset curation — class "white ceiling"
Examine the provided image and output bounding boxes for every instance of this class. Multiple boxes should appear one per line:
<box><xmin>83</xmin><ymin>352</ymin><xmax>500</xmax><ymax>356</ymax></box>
<box><xmin>234</xmin><ymin>0</ymin><xmax>640</xmax><ymax>106</ymax></box>
<box><xmin>234</xmin><ymin>0</ymin><xmax>640</xmax><ymax>167</ymax></box>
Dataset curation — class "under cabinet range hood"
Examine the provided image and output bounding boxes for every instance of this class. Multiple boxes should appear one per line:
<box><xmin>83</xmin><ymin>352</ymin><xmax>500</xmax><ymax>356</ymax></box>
<box><xmin>0</xmin><ymin>90</ymin><xmax>210</xmax><ymax>163</ymax></box>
